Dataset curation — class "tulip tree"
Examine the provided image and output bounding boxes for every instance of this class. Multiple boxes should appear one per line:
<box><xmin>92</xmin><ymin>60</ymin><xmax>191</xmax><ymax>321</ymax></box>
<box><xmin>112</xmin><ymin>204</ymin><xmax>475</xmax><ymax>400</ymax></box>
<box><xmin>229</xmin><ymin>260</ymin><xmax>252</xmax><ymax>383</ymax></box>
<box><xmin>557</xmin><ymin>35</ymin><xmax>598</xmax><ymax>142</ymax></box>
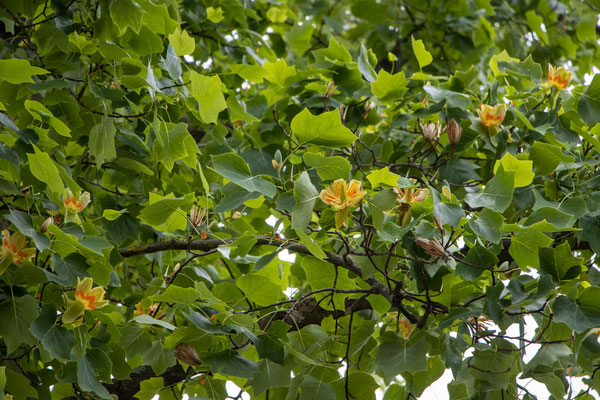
<box><xmin>1</xmin><ymin>0</ymin><xmax>600</xmax><ymax>399</ymax></box>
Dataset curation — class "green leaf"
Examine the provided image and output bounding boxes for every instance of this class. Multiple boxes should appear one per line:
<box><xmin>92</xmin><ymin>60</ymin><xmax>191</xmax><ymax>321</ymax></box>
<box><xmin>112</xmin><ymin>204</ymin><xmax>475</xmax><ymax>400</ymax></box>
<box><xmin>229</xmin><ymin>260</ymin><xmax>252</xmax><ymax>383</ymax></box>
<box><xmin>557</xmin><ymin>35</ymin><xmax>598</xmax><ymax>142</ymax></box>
<box><xmin>469</xmin><ymin>338</ymin><xmax>517</xmax><ymax>389</ymax></box>
<box><xmin>525</xmin><ymin>10</ymin><xmax>548</xmax><ymax>43</ymax></box>
<box><xmin>284</xmin><ymin>23</ymin><xmax>314</xmax><ymax>56</ymax></box>
<box><xmin>431</xmin><ymin>186</ymin><xmax>465</xmax><ymax>227</ymax></box>
<box><xmin>110</xmin><ymin>0</ymin><xmax>143</xmax><ymax>33</ymax></box>
<box><xmin>538</xmin><ymin>242</ymin><xmax>583</xmax><ymax>282</ymax></box>
<box><xmin>203</xmin><ymin>350</ymin><xmax>258</xmax><ymax>378</ymax></box>
<box><xmin>30</xmin><ymin>304</ymin><xmax>75</xmax><ymax>360</ymax></box>
<box><xmin>211</xmin><ymin>153</ymin><xmax>276</xmax><ymax>198</ymax></box>
<box><xmin>366</xmin><ymin>167</ymin><xmax>400</xmax><ymax>188</ymax></box>
<box><xmin>291</xmin><ymin>108</ymin><xmax>357</xmax><ymax>147</ymax></box>
<box><xmin>5</xmin><ymin>209</ymin><xmax>50</xmax><ymax>250</ymax></box>
<box><xmin>292</xmin><ymin>171</ymin><xmax>318</xmax><ymax>230</ymax></box>
<box><xmin>375</xmin><ymin>335</ymin><xmax>430</xmax><ymax>380</ymax></box>
<box><xmin>78</xmin><ymin>355</ymin><xmax>112</xmax><ymax>398</ymax></box>
<box><xmin>489</xmin><ymin>50</ymin><xmax>519</xmax><ymax>77</ymax></box>
<box><xmin>553</xmin><ymin>291</ymin><xmax>600</xmax><ymax>334</ymax></box>
<box><xmin>136</xmin><ymin>377</ymin><xmax>164</xmax><ymax>400</ymax></box>
<box><xmin>529</xmin><ymin>142</ymin><xmax>575</xmax><ymax>176</ymax></box>
<box><xmin>456</xmin><ymin>244</ymin><xmax>498</xmax><ymax>280</ymax></box>
<box><xmin>508</xmin><ymin>231</ymin><xmax>552</xmax><ymax>269</ymax></box>
<box><xmin>369</xmin><ymin>189</ymin><xmax>397</xmax><ymax>232</ymax></box>
<box><xmin>295</xmin><ymin>229</ymin><xmax>327</xmax><ymax>260</ymax></box>
<box><xmin>89</xmin><ymin>117</ymin><xmax>116</xmax><ymax>166</ymax></box>
<box><xmin>580</xmin><ymin>211</ymin><xmax>600</xmax><ymax>254</ymax></box>
<box><xmin>467</xmin><ymin>208</ymin><xmax>505</xmax><ymax>244</ymax></box>
<box><xmin>229</xmin><ymin>64</ymin><xmax>266</xmax><ymax>83</ymax></box>
<box><xmin>138</xmin><ymin>193</ymin><xmax>195</xmax><ymax>228</ymax></box>
<box><xmin>3</xmin><ymin>369</ymin><xmax>37</xmax><ymax>400</ymax></box>
<box><xmin>465</xmin><ymin>165</ymin><xmax>515</xmax><ymax>212</ymax></box>
<box><xmin>578</xmin><ymin>74</ymin><xmax>600</xmax><ymax>126</ymax></box>
<box><xmin>152</xmin><ymin>122</ymin><xmax>192</xmax><ymax>173</ymax></box>
<box><xmin>263</xmin><ymin>59</ymin><xmax>296</xmax><ymax>87</ymax></box>
<box><xmin>27</xmin><ymin>145</ymin><xmax>65</xmax><ymax>195</ymax></box>
<box><xmin>358</xmin><ymin>43</ymin><xmax>377</xmax><ymax>83</ymax></box>
<box><xmin>371</xmin><ymin>70</ymin><xmax>408</xmax><ymax>101</ymax></box>
<box><xmin>190</xmin><ymin>71</ymin><xmax>227</xmax><ymax>124</ymax></box>
<box><xmin>402</xmin><ymin>356</ymin><xmax>446</xmax><ymax>397</ymax></box>
<box><xmin>303</xmin><ymin>153</ymin><xmax>351</xmax><ymax>181</ymax></box>
<box><xmin>423</xmin><ymin>85</ymin><xmax>471</xmax><ymax>109</ymax></box>
<box><xmin>152</xmin><ymin>285</ymin><xmax>200</xmax><ymax>305</ymax></box>
<box><xmin>237</xmin><ymin>274</ymin><xmax>281</xmax><ymax>306</ymax></box>
<box><xmin>494</xmin><ymin>152</ymin><xmax>534</xmax><ymax>188</ymax></box>
<box><xmin>411</xmin><ymin>36</ymin><xmax>433</xmax><ymax>69</ymax></box>
<box><xmin>300</xmin><ymin>375</ymin><xmax>336</xmax><ymax>400</ymax></box>
<box><xmin>0</xmin><ymin>59</ymin><xmax>49</xmax><ymax>84</ymax></box>
<box><xmin>168</xmin><ymin>28</ymin><xmax>195</xmax><ymax>56</ymax></box>
<box><xmin>503</xmin><ymin>207</ymin><xmax>577</xmax><ymax>232</ymax></box>
<box><xmin>0</xmin><ymin>295</ymin><xmax>39</xmax><ymax>353</ymax></box>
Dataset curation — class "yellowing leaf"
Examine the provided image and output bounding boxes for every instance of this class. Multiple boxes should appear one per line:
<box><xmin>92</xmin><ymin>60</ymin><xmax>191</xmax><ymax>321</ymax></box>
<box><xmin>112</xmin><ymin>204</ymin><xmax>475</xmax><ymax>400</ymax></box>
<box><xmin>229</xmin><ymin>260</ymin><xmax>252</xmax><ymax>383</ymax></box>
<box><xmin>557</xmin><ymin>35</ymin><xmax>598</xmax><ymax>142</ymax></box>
<box><xmin>190</xmin><ymin>71</ymin><xmax>227</xmax><ymax>124</ymax></box>
<box><xmin>207</xmin><ymin>7</ymin><xmax>224</xmax><ymax>23</ymax></box>
<box><xmin>367</xmin><ymin>167</ymin><xmax>400</xmax><ymax>188</ymax></box>
<box><xmin>411</xmin><ymin>36</ymin><xmax>432</xmax><ymax>69</ymax></box>
<box><xmin>494</xmin><ymin>152</ymin><xmax>534</xmax><ymax>188</ymax></box>
<box><xmin>168</xmin><ymin>28</ymin><xmax>195</xmax><ymax>56</ymax></box>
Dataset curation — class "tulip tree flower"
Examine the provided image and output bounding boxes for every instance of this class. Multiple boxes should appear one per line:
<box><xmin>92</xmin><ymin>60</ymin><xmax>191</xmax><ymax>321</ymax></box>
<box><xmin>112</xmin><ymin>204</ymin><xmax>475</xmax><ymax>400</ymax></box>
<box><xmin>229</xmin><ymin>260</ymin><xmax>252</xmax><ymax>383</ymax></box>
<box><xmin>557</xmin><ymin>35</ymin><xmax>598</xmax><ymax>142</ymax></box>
<box><xmin>63</xmin><ymin>277</ymin><xmax>109</xmax><ymax>324</ymax></box>
<box><xmin>394</xmin><ymin>183</ymin><xmax>429</xmax><ymax>226</ymax></box>
<box><xmin>398</xmin><ymin>317</ymin><xmax>415</xmax><ymax>339</ymax></box>
<box><xmin>63</xmin><ymin>189</ymin><xmax>91</xmax><ymax>223</ymax></box>
<box><xmin>319</xmin><ymin>179</ymin><xmax>366</xmax><ymax>229</ymax></box>
<box><xmin>0</xmin><ymin>230</ymin><xmax>36</xmax><ymax>275</ymax></box>
<box><xmin>477</xmin><ymin>104</ymin><xmax>507</xmax><ymax>128</ymax></box>
<box><xmin>548</xmin><ymin>65</ymin><xmax>572</xmax><ymax>90</ymax></box>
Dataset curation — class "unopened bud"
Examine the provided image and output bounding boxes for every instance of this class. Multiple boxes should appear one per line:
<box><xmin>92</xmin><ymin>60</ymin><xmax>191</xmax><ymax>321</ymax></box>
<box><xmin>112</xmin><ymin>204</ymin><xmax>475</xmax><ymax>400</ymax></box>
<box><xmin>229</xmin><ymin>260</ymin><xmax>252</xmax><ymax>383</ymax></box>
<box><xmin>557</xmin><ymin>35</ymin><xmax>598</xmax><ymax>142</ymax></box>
<box><xmin>325</xmin><ymin>81</ymin><xmax>337</xmax><ymax>98</ymax></box>
<box><xmin>415</xmin><ymin>237</ymin><xmax>447</xmax><ymax>258</ymax></box>
<box><xmin>364</xmin><ymin>100</ymin><xmax>376</xmax><ymax>112</ymax></box>
<box><xmin>40</xmin><ymin>217</ymin><xmax>54</xmax><ymax>233</ymax></box>
<box><xmin>442</xmin><ymin>186</ymin><xmax>451</xmax><ymax>200</ymax></box>
<box><xmin>447</xmin><ymin>118</ymin><xmax>462</xmax><ymax>145</ymax></box>
<box><xmin>175</xmin><ymin>344</ymin><xmax>200</xmax><ymax>366</ymax></box>
<box><xmin>338</xmin><ymin>104</ymin><xmax>347</xmax><ymax>122</ymax></box>
<box><xmin>190</xmin><ymin>205</ymin><xmax>205</xmax><ymax>227</ymax></box>
<box><xmin>420</xmin><ymin>121</ymin><xmax>441</xmax><ymax>141</ymax></box>
<box><xmin>272</xmin><ymin>159</ymin><xmax>282</xmax><ymax>171</ymax></box>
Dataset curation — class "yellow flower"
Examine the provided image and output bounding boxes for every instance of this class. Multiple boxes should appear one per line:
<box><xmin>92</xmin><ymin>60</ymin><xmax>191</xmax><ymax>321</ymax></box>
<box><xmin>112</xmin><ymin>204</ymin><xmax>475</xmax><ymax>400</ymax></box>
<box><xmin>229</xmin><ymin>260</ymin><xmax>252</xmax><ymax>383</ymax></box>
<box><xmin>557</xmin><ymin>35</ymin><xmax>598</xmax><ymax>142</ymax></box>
<box><xmin>398</xmin><ymin>317</ymin><xmax>414</xmax><ymax>339</ymax></box>
<box><xmin>1</xmin><ymin>230</ymin><xmax>36</xmax><ymax>265</ymax></box>
<box><xmin>477</xmin><ymin>104</ymin><xmax>507</xmax><ymax>127</ymax></box>
<box><xmin>319</xmin><ymin>179</ymin><xmax>366</xmax><ymax>228</ymax></box>
<box><xmin>63</xmin><ymin>277</ymin><xmax>108</xmax><ymax>324</ymax></box>
<box><xmin>548</xmin><ymin>64</ymin><xmax>572</xmax><ymax>90</ymax></box>
<box><xmin>393</xmin><ymin>182</ymin><xmax>429</xmax><ymax>226</ymax></box>
<box><xmin>62</xmin><ymin>189</ymin><xmax>91</xmax><ymax>223</ymax></box>
<box><xmin>63</xmin><ymin>189</ymin><xmax>91</xmax><ymax>212</ymax></box>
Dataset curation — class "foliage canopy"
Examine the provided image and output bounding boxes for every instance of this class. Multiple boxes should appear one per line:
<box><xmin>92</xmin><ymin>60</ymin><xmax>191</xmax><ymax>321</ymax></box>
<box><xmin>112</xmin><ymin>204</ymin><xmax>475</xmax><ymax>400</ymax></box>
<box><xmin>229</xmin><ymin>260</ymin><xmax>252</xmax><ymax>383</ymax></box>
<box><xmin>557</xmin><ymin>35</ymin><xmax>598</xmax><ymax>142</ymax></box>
<box><xmin>1</xmin><ymin>0</ymin><xmax>600</xmax><ymax>399</ymax></box>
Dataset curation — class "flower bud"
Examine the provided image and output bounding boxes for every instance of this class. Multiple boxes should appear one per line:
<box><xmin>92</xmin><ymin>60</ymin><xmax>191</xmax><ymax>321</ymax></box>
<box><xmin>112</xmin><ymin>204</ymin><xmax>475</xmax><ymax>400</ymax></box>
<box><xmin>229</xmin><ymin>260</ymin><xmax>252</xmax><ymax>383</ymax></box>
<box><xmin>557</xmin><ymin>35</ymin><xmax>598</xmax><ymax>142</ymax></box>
<box><xmin>415</xmin><ymin>237</ymin><xmax>447</xmax><ymax>259</ymax></box>
<box><xmin>419</xmin><ymin>121</ymin><xmax>441</xmax><ymax>141</ymax></box>
<box><xmin>325</xmin><ymin>81</ymin><xmax>337</xmax><ymax>98</ymax></box>
<box><xmin>338</xmin><ymin>104</ymin><xmax>347</xmax><ymax>122</ymax></box>
<box><xmin>364</xmin><ymin>100</ymin><xmax>376</xmax><ymax>112</ymax></box>
<box><xmin>189</xmin><ymin>205</ymin><xmax>205</xmax><ymax>227</ymax></box>
<box><xmin>446</xmin><ymin>119</ymin><xmax>462</xmax><ymax>145</ymax></box>
<box><xmin>40</xmin><ymin>217</ymin><xmax>54</xmax><ymax>233</ymax></box>
<box><xmin>272</xmin><ymin>159</ymin><xmax>282</xmax><ymax>171</ymax></box>
<box><xmin>175</xmin><ymin>344</ymin><xmax>200</xmax><ymax>366</ymax></box>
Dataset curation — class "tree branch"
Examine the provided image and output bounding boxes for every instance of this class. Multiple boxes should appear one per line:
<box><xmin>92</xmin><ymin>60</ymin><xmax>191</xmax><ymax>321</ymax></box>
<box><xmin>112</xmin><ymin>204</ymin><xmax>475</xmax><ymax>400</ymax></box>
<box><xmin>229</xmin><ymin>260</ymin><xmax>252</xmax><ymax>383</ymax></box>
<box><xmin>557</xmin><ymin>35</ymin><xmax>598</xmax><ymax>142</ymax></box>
<box><xmin>119</xmin><ymin>238</ymin><xmax>391</xmax><ymax>299</ymax></box>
